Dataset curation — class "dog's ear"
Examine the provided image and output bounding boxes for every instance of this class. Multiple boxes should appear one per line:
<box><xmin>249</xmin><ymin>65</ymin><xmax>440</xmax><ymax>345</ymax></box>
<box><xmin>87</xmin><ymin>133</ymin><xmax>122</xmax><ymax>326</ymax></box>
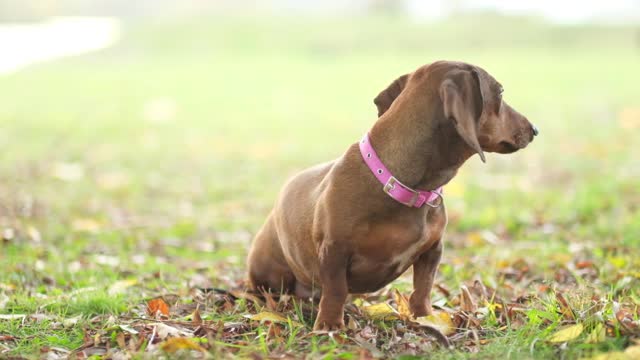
<box><xmin>373</xmin><ymin>73</ymin><xmax>409</xmax><ymax>117</ymax></box>
<box><xmin>439</xmin><ymin>71</ymin><xmax>486</xmax><ymax>162</ymax></box>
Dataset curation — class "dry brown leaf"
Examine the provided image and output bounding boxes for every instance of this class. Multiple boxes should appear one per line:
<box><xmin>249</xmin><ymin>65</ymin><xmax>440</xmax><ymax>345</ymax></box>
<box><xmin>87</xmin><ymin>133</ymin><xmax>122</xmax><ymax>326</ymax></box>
<box><xmin>116</xmin><ymin>332</ymin><xmax>126</xmax><ymax>349</ymax></box>
<box><xmin>229</xmin><ymin>290</ymin><xmax>264</xmax><ymax>306</ymax></box>
<box><xmin>192</xmin><ymin>307</ymin><xmax>202</xmax><ymax>326</ymax></box>
<box><xmin>267</xmin><ymin>322</ymin><xmax>282</xmax><ymax>340</ymax></box>
<box><xmin>347</xmin><ymin>316</ymin><xmax>359</xmax><ymax>330</ymax></box>
<box><xmin>555</xmin><ymin>291</ymin><xmax>575</xmax><ymax>320</ymax></box>
<box><xmin>616</xmin><ymin>308</ymin><xmax>640</xmax><ymax>335</ymax></box>
<box><xmin>261</xmin><ymin>289</ymin><xmax>278</xmax><ymax>311</ymax></box>
<box><xmin>147</xmin><ymin>298</ymin><xmax>170</xmax><ymax>317</ymax></box>
<box><xmin>160</xmin><ymin>337</ymin><xmax>206</xmax><ymax>353</ymax></box>
<box><xmin>460</xmin><ymin>285</ymin><xmax>477</xmax><ymax>313</ymax></box>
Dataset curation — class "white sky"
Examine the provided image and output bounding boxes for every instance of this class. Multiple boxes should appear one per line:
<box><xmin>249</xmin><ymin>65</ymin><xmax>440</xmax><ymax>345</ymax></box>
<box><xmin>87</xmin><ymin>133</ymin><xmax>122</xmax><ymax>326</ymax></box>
<box><xmin>456</xmin><ymin>0</ymin><xmax>640</xmax><ymax>23</ymax></box>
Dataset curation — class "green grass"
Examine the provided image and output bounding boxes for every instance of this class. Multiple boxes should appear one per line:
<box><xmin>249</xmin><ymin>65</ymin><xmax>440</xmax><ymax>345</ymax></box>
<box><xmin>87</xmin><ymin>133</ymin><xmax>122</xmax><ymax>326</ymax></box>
<box><xmin>1</xmin><ymin>13</ymin><xmax>639</xmax><ymax>359</ymax></box>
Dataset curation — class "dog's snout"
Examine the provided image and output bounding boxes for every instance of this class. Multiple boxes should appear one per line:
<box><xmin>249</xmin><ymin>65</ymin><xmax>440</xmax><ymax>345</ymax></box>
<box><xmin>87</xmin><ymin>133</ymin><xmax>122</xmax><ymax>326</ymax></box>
<box><xmin>532</xmin><ymin>124</ymin><xmax>539</xmax><ymax>137</ymax></box>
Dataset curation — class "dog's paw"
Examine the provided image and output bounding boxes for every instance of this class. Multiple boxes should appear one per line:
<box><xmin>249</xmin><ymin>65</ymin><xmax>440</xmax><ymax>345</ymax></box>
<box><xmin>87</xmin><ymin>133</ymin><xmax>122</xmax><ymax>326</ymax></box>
<box><xmin>409</xmin><ymin>297</ymin><xmax>433</xmax><ymax>318</ymax></box>
<box><xmin>313</xmin><ymin>318</ymin><xmax>345</xmax><ymax>332</ymax></box>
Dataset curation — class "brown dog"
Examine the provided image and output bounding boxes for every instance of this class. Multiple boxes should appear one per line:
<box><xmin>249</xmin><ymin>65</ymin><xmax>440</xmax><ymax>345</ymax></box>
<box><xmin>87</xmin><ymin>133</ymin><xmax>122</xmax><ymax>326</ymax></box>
<box><xmin>247</xmin><ymin>61</ymin><xmax>537</xmax><ymax>330</ymax></box>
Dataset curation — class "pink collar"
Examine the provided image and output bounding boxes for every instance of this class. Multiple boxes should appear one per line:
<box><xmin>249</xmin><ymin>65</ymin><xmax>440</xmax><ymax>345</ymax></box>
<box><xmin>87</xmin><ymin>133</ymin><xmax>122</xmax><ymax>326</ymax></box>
<box><xmin>359</xmin><ymin>133</ymin><xmax>443</xmax><ymax>208</ymax></box>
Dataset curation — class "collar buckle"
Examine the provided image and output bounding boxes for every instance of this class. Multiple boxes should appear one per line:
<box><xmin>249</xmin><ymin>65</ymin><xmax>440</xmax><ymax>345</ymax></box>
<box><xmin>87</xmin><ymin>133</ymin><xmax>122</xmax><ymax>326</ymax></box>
<box><xmin>425</xmin><ymin>191</ymin><xmax>443</xmax><ymax>208</ymax></box>
<box><xmin>383</xmin><ymin>176</ymin><xmax>419</xmax><ymax>207</ymax></box>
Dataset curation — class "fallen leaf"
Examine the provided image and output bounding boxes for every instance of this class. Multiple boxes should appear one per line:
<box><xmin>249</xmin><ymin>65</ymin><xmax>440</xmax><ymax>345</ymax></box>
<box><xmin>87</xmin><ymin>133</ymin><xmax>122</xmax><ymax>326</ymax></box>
<box><xmin>0</xmin><ymin>294</ymin><xmax>9</xmax><ymax>310</ymax></box>
<box><xmin>244</xmin><ymin>311</ymin><xmax>302</xmax><ymax>326</ymax></box>
<box><xmin>192</xmin><ymin>307</ymin><xmax>202</xmax><ymax>326</ymax></box>
<box><xmin>626</xmin><ymin>345</ymin><xmax>640</xmax><ymax>358</ymax></box>
<box><xmin>108</xmin><ymin>279</ymin><xmax>137</xmax><ymax>295</ymax></box>
<box><xmin>1</xmin><ymin>228</ymin><xmax>15</xmax><ymax>241</ymax></box>
<box><xmin>116</xmin><ymin>332</ymin><xmax>126</xmax><ymax>349</ymax></box>
<box><xmin>63</xmin><ymin>316</ymin><xmax>80</xmax><ymax>328</ymax></box>
<box><xmin>72</xmin><ymin>218</ymin><xmax>102</xmax><ymax>233</ymax></box>
<box><xmin>548</xmin><ymin>323</ymin><xmax>583</xmax><ymax>343</ymax></box>
<box><xmin>27</xmin><ymin>226</ymin><xmax>41</xmax><ymax>243</ymax></box>
<box><xmin>154</xmin><ymin>322</ymin><xmax>192</xmax><ymax>339</ymax></box>
<box><xmin>119</xmin><ymin>325</ymin><xmax>138</xmax><ymax>334</ymax></box>
<box><xmin>0</xmin><ymin>314</ymin><xmax>26</xmax><ymax>320</ymax></box>
<box><xmin>586</xmin><ymin>323</ymin><xmax>606</xmax><ymax>344</ymax></box>
<box><xmin>362</xmin><ymin>303</ymin><xmax>399</xmax><ymax>321</ymax></box>
<box><xmin>575</xmin><ymin>260</ymin><xmax>594</xmax><ymax>269</ymax></box>
<box><xmin>160</xmin><ymin>337</ymin><xmax>205</xmax><ymax>353</ymax></box>
<box><xmin>393</xmin><ymin>289</ymin><xmax>412</xmax><ymax>320</ymax></box>
<box><xmin>267</xmin><ymin>322</ymin><xmax>282</xmax><ymax>340</ymax></box>
<box><xmin>260</xmin><ymin>289</ymin><xmax>278</xmax><ymax>311</ymax></box>
<box><xmin>147</xmin><ymin>298</ymin><xmax>170</xmax><ymax>317</ymax></box>
<box><xmin>414</xmin><ymin>311</ymin><xmax>456</xmax><ymax>336</ymax></box>
<box><xmin>590</xmin><ymin>352</ymin><xmax>629</xmax><ymax>360</ymax></box>
<box><xmin>347</xmin><ymin>316</ymin><xmax>359</xmax><ymax>330</ymax></box>
<box><xmin>460</xmin><ymin>285</ymin><xmax>477</xmax><ymax>313</ymax></box>
<box><xmin>555</xmin><ymin>292</ymin><xmax>575</xmax><ymax>320</ymax></box>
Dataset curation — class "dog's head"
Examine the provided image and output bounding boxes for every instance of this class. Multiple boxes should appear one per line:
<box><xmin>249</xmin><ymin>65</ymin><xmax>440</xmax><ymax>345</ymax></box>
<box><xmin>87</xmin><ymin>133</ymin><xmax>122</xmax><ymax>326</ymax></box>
<box><xmin>374</xmin><ymin>61</ymin><xmax>538</xmax><ymax>162</ymax></box>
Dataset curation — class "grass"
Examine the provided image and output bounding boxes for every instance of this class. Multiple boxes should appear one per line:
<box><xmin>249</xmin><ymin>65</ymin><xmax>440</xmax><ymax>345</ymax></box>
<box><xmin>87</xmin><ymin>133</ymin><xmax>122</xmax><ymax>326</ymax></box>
<box><xmin>1</xmin><ymin>12</ymin><xmax>639</xmax><ymax>359</ymax></box>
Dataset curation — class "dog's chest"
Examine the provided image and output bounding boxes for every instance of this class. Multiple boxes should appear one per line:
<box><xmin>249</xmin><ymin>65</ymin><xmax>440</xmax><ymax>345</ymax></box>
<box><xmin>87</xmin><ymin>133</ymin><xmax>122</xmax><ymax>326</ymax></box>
<box><xmin>389</xmin><ymin>228</ymin><xmax>434</xmax><ymax>273</ymax></box>
<box><xmin>348</xmin><ymin>218</ymin><xmax>441</xmax><ymax>292</ymax></box>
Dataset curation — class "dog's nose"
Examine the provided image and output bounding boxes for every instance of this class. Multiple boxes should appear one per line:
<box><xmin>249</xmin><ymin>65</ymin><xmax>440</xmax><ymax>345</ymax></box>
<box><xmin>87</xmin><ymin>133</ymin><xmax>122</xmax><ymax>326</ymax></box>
<box><xmin>532</xmin><ymin>124</ymin><xmax>539</xmax><ymax>137</ymax></box>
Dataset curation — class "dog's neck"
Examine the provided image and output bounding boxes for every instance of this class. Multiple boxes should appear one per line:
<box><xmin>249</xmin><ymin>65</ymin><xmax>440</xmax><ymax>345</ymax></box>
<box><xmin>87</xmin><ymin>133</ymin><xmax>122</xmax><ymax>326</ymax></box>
<box><xmin>369</xmin><ymin>103</ymin><xmax>475</xmax><ymax>191</ymax></box>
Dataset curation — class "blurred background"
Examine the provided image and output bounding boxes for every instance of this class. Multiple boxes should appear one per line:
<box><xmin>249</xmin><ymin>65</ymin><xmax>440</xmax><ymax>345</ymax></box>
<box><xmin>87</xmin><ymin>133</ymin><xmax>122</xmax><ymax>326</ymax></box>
<box><xmin>1</xmin><ymin>0</ymin><xmax>639</xmax><ymax>288</ymax></box>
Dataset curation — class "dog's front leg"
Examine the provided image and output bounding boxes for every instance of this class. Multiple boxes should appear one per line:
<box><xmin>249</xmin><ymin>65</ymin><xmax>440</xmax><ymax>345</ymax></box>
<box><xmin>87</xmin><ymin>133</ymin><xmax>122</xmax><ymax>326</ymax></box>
<box><xmin>409</xmin><ymin>240</ymin><xmax>443</xmax><ymax>317</ymax></box>
<box><xmin>313</xmin><ymin>243</ymin><xmax>348</xmax><ymax>331</ymax></box>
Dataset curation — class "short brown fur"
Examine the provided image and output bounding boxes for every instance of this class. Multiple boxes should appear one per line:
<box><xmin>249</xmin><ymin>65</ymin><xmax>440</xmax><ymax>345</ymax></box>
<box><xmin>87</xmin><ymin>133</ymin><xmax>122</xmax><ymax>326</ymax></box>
<box><xmin>247</xmin><ymin>61</ymin><xmax>536</xmax><ymax>330</ymax></box>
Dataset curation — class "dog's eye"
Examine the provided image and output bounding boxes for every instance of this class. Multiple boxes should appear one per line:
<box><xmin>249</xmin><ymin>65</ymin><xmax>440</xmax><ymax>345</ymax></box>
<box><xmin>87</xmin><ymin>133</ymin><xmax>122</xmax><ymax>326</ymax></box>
<box><xmin>498</xmin><ymin>87</ymin><xmax>504</xmax><ymax>95</ymax></box>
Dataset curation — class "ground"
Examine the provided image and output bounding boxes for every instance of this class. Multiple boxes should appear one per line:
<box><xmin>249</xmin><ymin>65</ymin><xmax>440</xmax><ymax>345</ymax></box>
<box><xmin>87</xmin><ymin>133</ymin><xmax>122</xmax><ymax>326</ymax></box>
<box><xmin>0</xmin><ymin>13</ymin><xmax>639</xmax><ymax>359</ymax></box>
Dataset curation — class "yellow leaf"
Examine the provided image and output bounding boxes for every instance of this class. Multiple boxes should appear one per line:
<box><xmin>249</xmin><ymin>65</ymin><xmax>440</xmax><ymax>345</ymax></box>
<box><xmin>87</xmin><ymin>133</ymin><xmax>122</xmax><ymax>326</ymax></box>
<box><xmin>108</xmin><ymin>279</ymin><xmax>137</xmax><ymax>295</ymax></box>
<box><xmin>626</xmin><ymin>345</ymin><xmax>640</xmax><ymax>358</ymax></box>
<box><xmin>245</xmin><ymin>311</ymin><xmax>301</xmax><ymax>326</ymax></box>
<box><xmin>586</xmin><ymin>323</ymin><xmax>605</xmax><ymax>344</ymax></box>
<box><xmin>609</xmin><ymin>256</ymin><xmax>627</xmax><ymax>269</ymax></box>
<box><xmin>160</xmin><ymin>337</ymin><xmax>205</xmax><ymax>353</ymax></box>
<box><xmin>362</xmin><ymin>303</ymin><xmax>399</xmax><ymax>321</ymax></box>
<box><xmin>415</xmin><ymin>311</ymin><xmax>456</xmax><ymax>336</ymax></box>
<box><xmin>466</xmin><ymin>232</ymin><xmax>483</xmax><ymax>246</ymax></box>
<box><xmin>71</xmin><ymin>218</ymin><xmax>101</xmax><ymax>233</ymax></box>
<box><xmin>393</xmin><ymin>289</ymin><xmax>412</xmax><ymax>320</ymax></box>
<box><xmin>548</xmin><ymin>323</ymin><xmax>583</xmax><ymax>343</ymax></box>
<box><xmin>591</xmin><ymin>352</ymin><xmax>629</xmax><ymax>360</ymax></box>
<box><xmin>347</xmin><ymin>316</ymin><xmax>358</xmax><ymax>330</ymax></box>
